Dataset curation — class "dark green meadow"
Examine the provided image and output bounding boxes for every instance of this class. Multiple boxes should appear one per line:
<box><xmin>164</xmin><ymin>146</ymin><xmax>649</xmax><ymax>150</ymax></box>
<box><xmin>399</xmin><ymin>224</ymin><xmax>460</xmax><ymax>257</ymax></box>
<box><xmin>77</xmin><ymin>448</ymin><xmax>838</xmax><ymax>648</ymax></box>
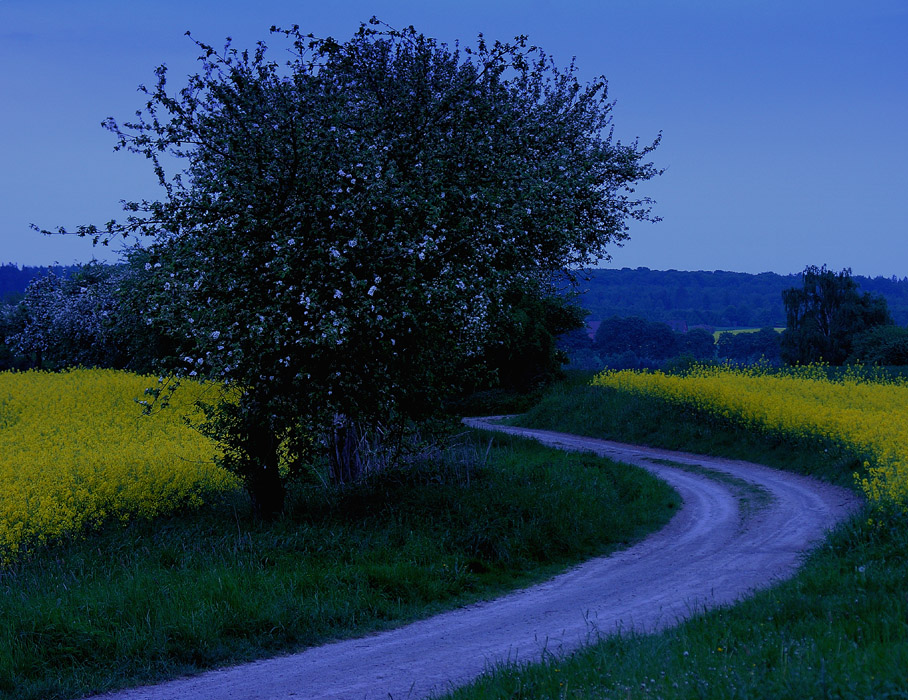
<box><xmin>0</xmin><ymin>431</ymin><xmax>675</xmax><ymax>700</ymax></box>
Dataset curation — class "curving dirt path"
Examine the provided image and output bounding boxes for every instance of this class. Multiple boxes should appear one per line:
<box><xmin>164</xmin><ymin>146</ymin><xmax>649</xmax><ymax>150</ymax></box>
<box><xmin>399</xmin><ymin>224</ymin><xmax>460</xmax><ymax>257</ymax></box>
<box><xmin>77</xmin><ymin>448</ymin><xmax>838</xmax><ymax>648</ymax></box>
<box><xmin>90</xmin><ymin>419</ymin><xmax>860</xmax><ymax>700</ymax></box>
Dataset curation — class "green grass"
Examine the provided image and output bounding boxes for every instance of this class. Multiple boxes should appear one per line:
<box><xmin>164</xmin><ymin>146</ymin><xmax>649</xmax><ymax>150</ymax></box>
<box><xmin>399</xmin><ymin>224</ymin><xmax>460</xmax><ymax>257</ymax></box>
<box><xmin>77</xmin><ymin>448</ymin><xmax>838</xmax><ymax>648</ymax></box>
<box><xmin>712</xmin><ymin>327</ymin><xmax>786</xmax><ymax>340</ymax></box>
<box><xmin>0</xmin><ymin>431</ymin><xmax>676</xmax><ymax>700</ymax></box>
<box><xmin>439</xmin><ymin>376</ymin><xmax>908</xmax><ymax>700</ymax></box>
<box><xmin>509</xmin><ymin>371</ymin><xmax>862</xmax><ymax>488</ymax></box>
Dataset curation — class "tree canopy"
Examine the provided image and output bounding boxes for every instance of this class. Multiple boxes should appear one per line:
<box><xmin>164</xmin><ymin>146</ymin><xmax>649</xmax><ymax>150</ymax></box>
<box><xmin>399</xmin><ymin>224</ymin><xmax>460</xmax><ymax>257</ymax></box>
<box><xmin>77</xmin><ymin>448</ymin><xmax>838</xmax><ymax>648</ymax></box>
<box><xmin>781</xmin><ymin>265</ymin><xmax>891</xmax><ymax>365</ymax></box>
<box><xmin>716</xmin><ymin>328</ymin><xmax>782</xmax><ymax>365</ymax></box>
<box><xmin>593</xmin><ymin>316</ymin><xmax>678</xmax><ymax>360</ymax></box>
<box><xmin>51</xmin><ymin>20</ymin><xmax>661</xmax><ymax>516</ymax></box>
<box><xmin>850</xmin><ymin>325</ymin><xmax>908</xmax><ymax>366</ymax></box>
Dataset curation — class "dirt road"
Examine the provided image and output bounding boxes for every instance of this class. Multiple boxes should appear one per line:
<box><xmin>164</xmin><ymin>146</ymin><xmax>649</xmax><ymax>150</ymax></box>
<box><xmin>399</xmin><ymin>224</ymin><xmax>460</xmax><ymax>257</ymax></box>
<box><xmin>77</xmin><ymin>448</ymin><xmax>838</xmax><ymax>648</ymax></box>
<box><xmin>90</xmin><ymin>420</ymin><xmax>859</xmax><ymax>700</ymax></box>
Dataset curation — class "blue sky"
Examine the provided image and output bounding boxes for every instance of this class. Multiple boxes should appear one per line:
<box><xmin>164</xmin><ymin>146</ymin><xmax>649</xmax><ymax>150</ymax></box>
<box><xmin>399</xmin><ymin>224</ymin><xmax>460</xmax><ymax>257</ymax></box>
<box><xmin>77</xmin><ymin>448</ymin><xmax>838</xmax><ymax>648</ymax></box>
<box><xmin>1</xmin><ymin>0</ymin><xmax>905</xmax><ymax>276</ymax></box>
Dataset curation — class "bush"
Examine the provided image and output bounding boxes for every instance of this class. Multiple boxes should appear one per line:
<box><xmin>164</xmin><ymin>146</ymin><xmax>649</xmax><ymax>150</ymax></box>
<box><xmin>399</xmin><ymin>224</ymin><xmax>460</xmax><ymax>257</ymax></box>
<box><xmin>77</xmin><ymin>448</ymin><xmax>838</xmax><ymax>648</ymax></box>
<box><xmin>851</xmin><ymin>325</ymin><xmax>908</xmax><ymax>365</ymax></box>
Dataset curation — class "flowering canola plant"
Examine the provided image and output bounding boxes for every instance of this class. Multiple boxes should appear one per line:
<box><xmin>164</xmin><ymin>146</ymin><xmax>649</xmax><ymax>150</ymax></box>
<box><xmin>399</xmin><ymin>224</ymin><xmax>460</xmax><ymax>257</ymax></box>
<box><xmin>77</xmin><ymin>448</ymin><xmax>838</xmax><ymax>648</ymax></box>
<box><xmin>592</xmin><ymin>364</ymin><xmax>908</xmax><ymax>507</ymax></box>
<box><xmin>0</xmin><ymin>369</ymin><xmax>236</xmax><ymax>560</ymax></box>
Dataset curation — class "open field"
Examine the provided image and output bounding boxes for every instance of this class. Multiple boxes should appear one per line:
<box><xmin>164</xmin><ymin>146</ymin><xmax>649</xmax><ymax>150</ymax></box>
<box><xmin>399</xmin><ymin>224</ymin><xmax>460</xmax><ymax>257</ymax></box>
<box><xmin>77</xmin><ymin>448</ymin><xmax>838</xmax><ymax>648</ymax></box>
<box><xmin>0</xmin><ymin>369</ymin><xmax>232</xmax><ymax>560</ymax></box>
<box><xmin>712</xmin><ymin>327</ymin><xmax>786</xmax><ymax>340</ymax></box>
<box><xmin>0</xmin><ymin>369</ymin><xmax>675</xmax><ymax>700</ymax></box>
<box><xmin>4</xmin><ymin>367</ymin><xmax>907</xmax><ymax>698</ymax></box>
<box><xmin>87</xmin><ymin>421</ymin><xmax>856</xmax><ymax>700</ymax></box>
<box><xmin>441</xmin><ymin>372</ymin><xmax>908</xmax><ymax>698</ymax></box>
<box><xmin>591</xmin><ymin>364</ymin><xmax>908</xmax><ymax>506</ymax></box>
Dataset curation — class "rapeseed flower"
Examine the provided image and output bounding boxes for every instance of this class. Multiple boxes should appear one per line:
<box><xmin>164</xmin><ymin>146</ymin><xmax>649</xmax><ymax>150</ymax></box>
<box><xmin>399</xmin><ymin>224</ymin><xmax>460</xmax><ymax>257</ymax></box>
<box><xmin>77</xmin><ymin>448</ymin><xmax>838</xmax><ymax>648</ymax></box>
<box><xmin>0</xmin><ymin>369</ymin><xmax>236</xmax><ymax>560</ymax></box>
<box><xmin>592</xmin><ymin>364</ymin><xmax>908</xmax><ymax>508</ymax></box>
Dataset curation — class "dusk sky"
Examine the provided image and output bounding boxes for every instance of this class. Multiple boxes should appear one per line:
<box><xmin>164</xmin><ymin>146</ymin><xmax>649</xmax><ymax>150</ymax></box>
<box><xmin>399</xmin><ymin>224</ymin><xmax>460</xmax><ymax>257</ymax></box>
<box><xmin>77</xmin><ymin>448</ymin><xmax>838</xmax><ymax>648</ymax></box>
<box><xmin>1</xmin><ymin>0</ymin><xmax>905</xmax><ymax>277</ymax></box>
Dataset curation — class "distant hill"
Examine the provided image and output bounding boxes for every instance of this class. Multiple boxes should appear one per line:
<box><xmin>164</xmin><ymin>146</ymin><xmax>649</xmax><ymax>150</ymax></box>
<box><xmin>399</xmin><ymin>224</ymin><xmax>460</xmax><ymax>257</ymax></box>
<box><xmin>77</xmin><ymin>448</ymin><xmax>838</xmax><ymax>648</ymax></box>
<box><xmin>571</xmin><ymin>268</ymin><xmax>908</xmax><ymax>328</ymax></box>
<box><xmin>4</xmin><ymin>263</ymin><xmax>907</xmax><ymax>329</ymax></box>
<box><xmin>0</xmin><ymin>263</ymin><xmax>78</xmax><ymax>304</ymax></box>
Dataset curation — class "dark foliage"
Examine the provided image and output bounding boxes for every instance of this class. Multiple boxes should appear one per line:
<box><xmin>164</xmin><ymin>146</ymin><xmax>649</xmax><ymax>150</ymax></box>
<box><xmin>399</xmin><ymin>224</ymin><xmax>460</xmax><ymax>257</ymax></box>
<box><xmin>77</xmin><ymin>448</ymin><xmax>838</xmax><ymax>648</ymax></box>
<box><xmin>717</xmin><ymin>328</ymin><xmax>782</xmax><ymax>365</ymax></box>
<box><xmin>850</xmin><ymin>325</ymin><xmax>908</xmax><ymax>366</ymax></box>
<box><xmin>781</xmin><ymin>265</ymin><xmax>891</xmax><ymax>365</ymax></box>
<box><xmin>594</xmin><ymin>316</ymin><xmax>679</xmax><ymax>360</ymax></box>
<box><xmin>572</xmin><ymin>268</ymin><xmax>908</xmax><ymax>328</ymax></box>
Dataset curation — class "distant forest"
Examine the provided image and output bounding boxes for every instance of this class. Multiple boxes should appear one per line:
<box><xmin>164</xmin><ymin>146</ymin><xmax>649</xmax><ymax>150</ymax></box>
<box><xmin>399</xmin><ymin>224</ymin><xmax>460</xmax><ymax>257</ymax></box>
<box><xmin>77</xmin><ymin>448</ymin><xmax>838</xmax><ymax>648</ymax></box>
<box><xmin>2</xmin><ymin>263</ymin><xmax>907</xmax><ymax>329</ymax></box>
<box><xmin>572</xmin><ymin>268</ymin><xmax>908</xmax><ymax>328</ymax></box>
<box><xmin>0</xmin><ymin>263</ymin><xmax>75</xmax><ymax>305</ymax></box>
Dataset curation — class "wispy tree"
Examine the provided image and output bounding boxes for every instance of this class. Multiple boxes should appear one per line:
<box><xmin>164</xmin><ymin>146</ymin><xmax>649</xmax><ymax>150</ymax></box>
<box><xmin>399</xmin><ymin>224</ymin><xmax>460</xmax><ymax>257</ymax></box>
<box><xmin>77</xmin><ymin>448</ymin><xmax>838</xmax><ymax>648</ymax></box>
<box><xmin>781</xmin><ymin>265</ymin><xmax>891</xmax><ymax>365</ymax></box>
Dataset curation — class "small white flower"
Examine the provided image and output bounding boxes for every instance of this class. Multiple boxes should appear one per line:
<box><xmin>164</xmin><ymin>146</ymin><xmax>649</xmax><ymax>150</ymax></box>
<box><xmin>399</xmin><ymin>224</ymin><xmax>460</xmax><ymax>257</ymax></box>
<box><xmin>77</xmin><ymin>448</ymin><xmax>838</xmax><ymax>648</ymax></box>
<box><xmin>144</xmin><ymin>262</ymin><xmax>152</xmax><ymax>271</ymax></box>
<box><xmin>211</xmin><ymin>331</ymin><xmax>220</xmax><ymax>340</ymax></box>
<box><xmin>334</xmin><ymin>289</ymin><xmax>343</xmax><ymax>299</ymax></box>
<box><xmin>367</xmin><ymin>285</ymin><xmax>377</xmax><ymax>296</ymax></box>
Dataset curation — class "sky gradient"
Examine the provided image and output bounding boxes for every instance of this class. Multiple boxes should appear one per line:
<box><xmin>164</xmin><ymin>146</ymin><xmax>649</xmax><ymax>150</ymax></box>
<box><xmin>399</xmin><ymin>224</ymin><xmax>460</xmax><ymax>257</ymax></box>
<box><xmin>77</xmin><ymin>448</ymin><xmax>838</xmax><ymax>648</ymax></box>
<box><xmin>1</xmin><ymin>0</ymin><xmax>905</xmax><ymax>277</ymax></box>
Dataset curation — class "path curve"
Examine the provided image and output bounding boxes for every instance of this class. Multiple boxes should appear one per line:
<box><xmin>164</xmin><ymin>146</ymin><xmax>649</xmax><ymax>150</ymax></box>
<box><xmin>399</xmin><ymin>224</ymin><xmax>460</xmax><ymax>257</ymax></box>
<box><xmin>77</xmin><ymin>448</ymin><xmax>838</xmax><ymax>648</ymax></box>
<box><xmin>90</xmin><ymin>420</ymin><xmax>860</xmax><ymax>700</ymax></box>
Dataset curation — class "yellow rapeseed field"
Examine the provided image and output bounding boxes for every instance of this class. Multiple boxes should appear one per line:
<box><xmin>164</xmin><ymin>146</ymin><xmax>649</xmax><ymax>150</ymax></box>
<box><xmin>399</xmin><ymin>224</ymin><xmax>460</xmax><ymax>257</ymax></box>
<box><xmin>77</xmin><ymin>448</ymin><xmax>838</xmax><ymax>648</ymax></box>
<box><xmin>0</xmin><ymin>369</ymin><xmax>236</xmax><ymax>559</ymax></box>
<box><xmin>592</xmin><ymin>364</ymin><xmax>908</xmax><ymax>507</ymax></box>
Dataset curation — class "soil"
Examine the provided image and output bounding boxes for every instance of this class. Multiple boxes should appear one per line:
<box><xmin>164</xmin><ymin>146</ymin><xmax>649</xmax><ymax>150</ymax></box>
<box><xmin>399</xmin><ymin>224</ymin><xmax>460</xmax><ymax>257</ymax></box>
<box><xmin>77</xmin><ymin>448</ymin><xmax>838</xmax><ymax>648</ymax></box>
<box><xmin>88</xmin><ymin>419</ymin><xmax>860</xmax><ymax>700</ymax></box>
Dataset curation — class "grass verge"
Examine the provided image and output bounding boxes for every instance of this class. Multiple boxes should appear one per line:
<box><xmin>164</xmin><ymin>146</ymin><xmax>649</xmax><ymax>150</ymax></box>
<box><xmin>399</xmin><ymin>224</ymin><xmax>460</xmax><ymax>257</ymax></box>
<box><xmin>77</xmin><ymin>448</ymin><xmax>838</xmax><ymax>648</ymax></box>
<box><xmin>0</xmin><ymin>430</ymin><xmax>676</xmax><ymax>700</ymax></box>
<box><xmin>509</xmin><ymin>372</ymin><xmax>862</xmax><ymax>488</ymax></box>
<box><xmin>439</xmin><ymin>376</ymin><xmax>908</xmax><ymax>699</ymax></box>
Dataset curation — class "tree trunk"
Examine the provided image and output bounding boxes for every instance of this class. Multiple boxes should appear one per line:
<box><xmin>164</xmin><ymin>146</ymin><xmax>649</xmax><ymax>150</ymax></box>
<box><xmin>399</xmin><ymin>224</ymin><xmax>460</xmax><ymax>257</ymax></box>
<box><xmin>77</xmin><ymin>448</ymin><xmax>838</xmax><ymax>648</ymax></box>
<box><xmin>246</xmin><ymin>458</ymin><xmax>285</xmax><ymax>521</ymax></box>
<box><xmin>244</xmin><ymin>416</ymin><xmax>285</xmax><ymax>520</ymax></box>
<box><xmin>329</xmin><ymin>416</ymin><xmax>364</xmax><ymax>485</ymax></box>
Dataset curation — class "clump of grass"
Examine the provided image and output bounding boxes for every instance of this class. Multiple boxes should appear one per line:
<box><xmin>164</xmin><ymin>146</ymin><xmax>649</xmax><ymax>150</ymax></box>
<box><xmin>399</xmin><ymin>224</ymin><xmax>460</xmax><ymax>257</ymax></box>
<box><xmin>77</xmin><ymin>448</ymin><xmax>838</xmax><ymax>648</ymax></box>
<box><xmin>0</xmin><ymin>431</ymin><xmax>676</xmax><ymax>700</ymax></box>
<box><xmin>442</xmin><ymin>378</ymin><xmax>908</xmax><ymax>699</ymax></box>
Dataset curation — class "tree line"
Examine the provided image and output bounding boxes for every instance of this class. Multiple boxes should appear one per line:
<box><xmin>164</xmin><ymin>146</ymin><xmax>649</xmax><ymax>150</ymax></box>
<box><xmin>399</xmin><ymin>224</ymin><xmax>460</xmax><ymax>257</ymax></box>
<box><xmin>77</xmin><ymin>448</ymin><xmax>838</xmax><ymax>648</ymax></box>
<box><xmin>562</xmin><ymin>265</ymin><xmax>908</xmax><ymax>370</ymax></box>
<box><xmin>0</xmin><ymin>263</ymin><xmax>76</xmax><ymax>305</ymax></box>
<box><xmin>575</xmin><ymin>267</ymin><xmax>908</xmax><ymax>328</ymax></box>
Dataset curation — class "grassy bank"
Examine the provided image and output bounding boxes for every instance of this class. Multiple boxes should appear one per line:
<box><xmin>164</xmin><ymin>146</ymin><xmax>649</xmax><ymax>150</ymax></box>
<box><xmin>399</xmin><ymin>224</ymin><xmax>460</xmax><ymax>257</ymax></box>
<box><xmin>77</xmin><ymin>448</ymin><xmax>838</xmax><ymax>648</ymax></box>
<box><xmin>0</xmin><ymin>431</ymin><xmax>676</xmax><ymax>700</ymax></box>
<box><xmin>441</xmin><ymin>376</ymin><xmax>908</xmax><ymax>699</ymax></box>
<box><xmin>509</xmin><ymin>372</ymin><xmax>862</xmax><ymax>488</ymax></box>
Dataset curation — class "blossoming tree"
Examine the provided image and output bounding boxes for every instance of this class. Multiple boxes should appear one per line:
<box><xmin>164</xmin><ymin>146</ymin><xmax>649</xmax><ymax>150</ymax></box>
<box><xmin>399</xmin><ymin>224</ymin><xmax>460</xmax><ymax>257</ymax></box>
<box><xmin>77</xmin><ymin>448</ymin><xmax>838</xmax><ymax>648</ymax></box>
<box><xmin>52</xmin><ymin>20</ymin><xmax>661</xmax><ymax>517</ymax></box>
